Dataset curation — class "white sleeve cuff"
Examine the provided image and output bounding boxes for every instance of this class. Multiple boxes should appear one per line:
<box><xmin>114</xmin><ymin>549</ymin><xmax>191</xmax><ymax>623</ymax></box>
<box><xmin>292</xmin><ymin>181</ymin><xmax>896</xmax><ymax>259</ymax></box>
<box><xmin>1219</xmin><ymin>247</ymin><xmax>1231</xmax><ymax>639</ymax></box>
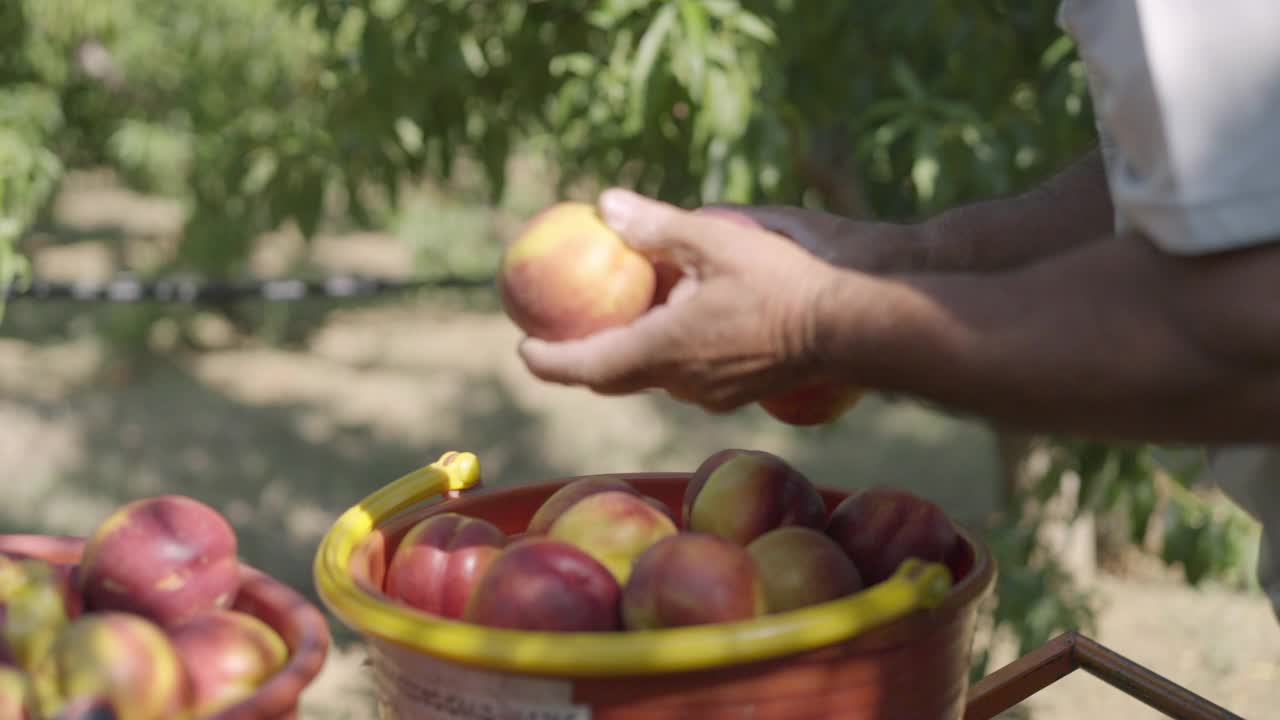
<box><xmin>1060</xmin><ymin>0</ymin><xmax>1280</xmax><ymax>256</ymax></box>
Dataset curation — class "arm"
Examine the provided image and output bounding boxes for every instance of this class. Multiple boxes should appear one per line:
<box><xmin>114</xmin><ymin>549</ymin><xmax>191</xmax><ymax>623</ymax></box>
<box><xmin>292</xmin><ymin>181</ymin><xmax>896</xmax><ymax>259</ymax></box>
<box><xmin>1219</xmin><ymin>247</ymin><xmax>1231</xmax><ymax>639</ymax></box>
<box><xmin>816</xmin><ymin>232</ymin><xmax>1280</xmax><ymax>444</ymax></box>
<box><xmin>910</xmin><ymin>149</ymin><xmax>1114</xmax><ymax>272</ymax></box>
<box><xmin>742</xmin><ymin>149</ymin><xmax>1114</xmax><ymax>274</ymax></box>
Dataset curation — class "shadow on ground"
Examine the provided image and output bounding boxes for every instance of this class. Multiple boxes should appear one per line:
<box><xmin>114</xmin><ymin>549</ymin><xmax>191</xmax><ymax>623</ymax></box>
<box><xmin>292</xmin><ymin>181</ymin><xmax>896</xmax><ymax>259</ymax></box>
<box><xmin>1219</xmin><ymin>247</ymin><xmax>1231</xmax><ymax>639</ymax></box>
<box><xmin>0</xmin><ymin>357</ymin><xmax>573</xmax><ymax>645</ymax></box>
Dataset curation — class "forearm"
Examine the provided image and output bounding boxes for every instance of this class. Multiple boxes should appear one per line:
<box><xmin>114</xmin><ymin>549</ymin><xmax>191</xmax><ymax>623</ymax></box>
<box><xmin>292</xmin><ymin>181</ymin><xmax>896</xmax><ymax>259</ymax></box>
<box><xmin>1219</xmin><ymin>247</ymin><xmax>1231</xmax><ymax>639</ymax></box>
<box><xmin>905</xmin><ymin>149</ymin><xmax>1114</xmax><ymax>273</ymax></box>
<box><xmin>817</xmin><ymin>234</ymin><xmax>1280</xmax><ymax>444</ymax></box>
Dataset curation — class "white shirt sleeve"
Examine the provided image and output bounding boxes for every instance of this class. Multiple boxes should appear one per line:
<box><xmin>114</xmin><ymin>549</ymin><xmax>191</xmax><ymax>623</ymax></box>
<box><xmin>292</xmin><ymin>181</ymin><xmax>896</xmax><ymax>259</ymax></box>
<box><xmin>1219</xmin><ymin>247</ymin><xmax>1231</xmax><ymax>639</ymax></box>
<box><xmin>1058</xmin><ymin>0</ymin><xmax>1280</xmax><ymax>255</ymax></box>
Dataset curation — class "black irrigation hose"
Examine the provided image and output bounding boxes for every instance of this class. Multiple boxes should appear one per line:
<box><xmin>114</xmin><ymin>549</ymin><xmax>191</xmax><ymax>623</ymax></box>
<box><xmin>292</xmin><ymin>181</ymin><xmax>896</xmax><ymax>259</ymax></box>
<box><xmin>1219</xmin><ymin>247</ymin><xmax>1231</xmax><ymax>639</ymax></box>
<box><xmin>1</xmin><ymin>273</ymin><xmax>497</xmax><ymax>304</ymax></box>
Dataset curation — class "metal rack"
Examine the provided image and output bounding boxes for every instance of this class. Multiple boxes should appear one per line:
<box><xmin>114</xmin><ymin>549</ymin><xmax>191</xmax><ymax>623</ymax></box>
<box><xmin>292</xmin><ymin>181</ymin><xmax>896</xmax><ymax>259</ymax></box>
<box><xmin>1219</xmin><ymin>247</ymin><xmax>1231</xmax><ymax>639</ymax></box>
<box><xmin>964</xmin><ymin>632</ymin><xmax>1247</xmax><ymax>720</ymax></box>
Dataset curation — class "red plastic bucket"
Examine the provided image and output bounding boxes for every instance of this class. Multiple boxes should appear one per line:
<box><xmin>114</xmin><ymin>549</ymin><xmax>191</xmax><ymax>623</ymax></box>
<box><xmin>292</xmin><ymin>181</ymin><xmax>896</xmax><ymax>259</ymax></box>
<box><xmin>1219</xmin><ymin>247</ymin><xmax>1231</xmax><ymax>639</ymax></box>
<box><xmin>0</xmin><ymin>533</ymin><xmax>330</xmax><ymax>720</ymax></box>
<box><xmin>316</xmin><ymin>452</ymin><xmax>997</xmax><ymax>719</ymax></box>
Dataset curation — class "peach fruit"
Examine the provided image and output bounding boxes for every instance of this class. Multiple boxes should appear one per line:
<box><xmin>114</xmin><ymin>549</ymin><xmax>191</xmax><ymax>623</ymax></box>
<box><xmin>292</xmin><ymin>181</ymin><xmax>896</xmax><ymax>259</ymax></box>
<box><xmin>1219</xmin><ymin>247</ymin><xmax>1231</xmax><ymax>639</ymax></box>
<box><xmin>621</xmin><ymin>533</ymin><xmax>766</xmax><ymax>630</ymax></box>
<box><xmin>759</xmin><ymin>380</ymin><xmax>863</xmax><ymax>427</ymax></box>
<box><xmin>36</xmin><ymin>612</ymin><xmax>188</xmax><ymax>720</ymax></box>
<box><xmin>167</xmin><ymin>609</ymin><xmax>287</xmax><ymax>717</ymax></box>
<box><xmin>463</xmin><ymin>538</ymin><xmax>621</xmax><ymax>632</ymax></box>
<box><xmin>384</xmin><ymin>513</ymin><xmax>507</xmax><ymax>619</ymax></box>
<box><xmin>683</xmin><ymin>449</ymin><xmax>826</xmax><ymax>545</ymax></box>
<box><xmin>0</xmin><ymin>665</ymin><xmax>33</xmax><ymax>719</ymax></box>
<box><xmin>79</xmin><ymin>495</ymin><xmax>240</xmax><ymax>627</ymax></box>
<box><xmin>825</xmin><ymin>487</ymin><xmax>959</xmax><ymax>585</ymax></box>
<box><xmin>547</xmin><ymin>491</ymin><xmax>678</xmax><ymax>584</ymax></box>
<box><xmin>746</xmin><ymin>527</ymin><xmax>864</xmax><ymax>613</ymax></box>
<box><xmin>526</xmin><ymin>476</ymin><xmax>640</xmax><ymax>535</ymax></box>
<box><xmin>498</xmin><ymin>202</ymin><xmax>656</xmax><ymax>342</ymax></box>
<box><xmin>46</xmin><ymin>695</ymin><xmax>116</xmax><ymax>720</ymax></box>
<box><xmin>1</xmin><ymin>565</ymin><xmax>70</xmax><ymax>672</ymax></box>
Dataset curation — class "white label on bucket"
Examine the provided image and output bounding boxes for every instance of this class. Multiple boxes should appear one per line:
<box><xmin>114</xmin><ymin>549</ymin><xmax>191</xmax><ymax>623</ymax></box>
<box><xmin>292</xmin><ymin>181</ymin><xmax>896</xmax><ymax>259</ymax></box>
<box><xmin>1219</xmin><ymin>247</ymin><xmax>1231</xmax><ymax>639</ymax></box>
<box><xmin>367</xmin><ymin>639</ymin><xmax>592</xmax><ymax>720</ymax></box>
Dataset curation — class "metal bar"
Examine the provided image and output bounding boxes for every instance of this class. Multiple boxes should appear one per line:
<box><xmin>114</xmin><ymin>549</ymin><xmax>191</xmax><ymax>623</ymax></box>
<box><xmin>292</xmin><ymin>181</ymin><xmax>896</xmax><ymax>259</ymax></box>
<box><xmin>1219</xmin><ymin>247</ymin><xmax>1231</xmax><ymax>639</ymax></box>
<box><xmin>963</xmin><ymin>632</ymin><xmax>1077</xmax><ymax>720</ymax></box>
<box><xmin>963</xmin><ymin>632</ymin><xmax>1248</xmax><ymax>720</ymax></box>
<box><xmin>1074</xmin><ymin>635</ymin><xmax>1246</xmax><ymax>720</ymax></box>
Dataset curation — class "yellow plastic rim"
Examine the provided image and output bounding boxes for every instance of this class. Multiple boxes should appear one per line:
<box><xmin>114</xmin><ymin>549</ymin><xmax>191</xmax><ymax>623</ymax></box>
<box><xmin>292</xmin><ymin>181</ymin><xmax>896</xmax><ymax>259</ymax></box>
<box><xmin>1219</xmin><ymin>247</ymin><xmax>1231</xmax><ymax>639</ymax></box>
<box><xmin>313</xmin><ymin>451</ymin><xmax>954</xmax><ymax>678</ymax></box>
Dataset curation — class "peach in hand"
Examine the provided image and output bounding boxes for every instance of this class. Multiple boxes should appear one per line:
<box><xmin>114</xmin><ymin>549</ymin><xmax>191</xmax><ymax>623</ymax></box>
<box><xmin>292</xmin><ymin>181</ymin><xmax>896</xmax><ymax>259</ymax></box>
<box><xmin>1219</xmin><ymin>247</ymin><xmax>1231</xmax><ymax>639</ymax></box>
<box><xmin>759</xmin><ymin>380</ymin><xmax>863</xmax><ymax>427</ymax></box>
<box><xmin>498</xmin><ymin>202</ymin><xmax>656</xmax><ymax>342</ymax></box>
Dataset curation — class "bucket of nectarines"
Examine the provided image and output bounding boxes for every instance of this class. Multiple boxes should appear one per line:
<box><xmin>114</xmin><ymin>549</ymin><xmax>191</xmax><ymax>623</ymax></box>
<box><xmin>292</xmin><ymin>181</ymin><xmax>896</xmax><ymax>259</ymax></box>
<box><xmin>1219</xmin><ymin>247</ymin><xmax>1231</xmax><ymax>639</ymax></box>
<box><xmin>0</xmin><ymin>496</ymin><xmax>330</xmax><ymax>720</ymax></box>
<box><xmin>315</xmin><ymin>449</ymin><xmax>995</xmax><ymax>720</ymax></box>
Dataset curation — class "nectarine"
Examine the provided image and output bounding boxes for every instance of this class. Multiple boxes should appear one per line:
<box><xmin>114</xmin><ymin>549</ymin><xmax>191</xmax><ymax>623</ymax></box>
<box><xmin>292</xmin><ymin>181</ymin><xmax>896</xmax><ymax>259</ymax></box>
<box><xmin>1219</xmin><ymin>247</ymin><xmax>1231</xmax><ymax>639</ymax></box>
<box><xmin>547</xmin><ymin>491</ymin><xmax>677</xmax><ymax>584</ymax></box>
<box><xmin>498</xmin><ymin>202</ymin><xmax>656</xmax><ymax>342</ymax></box>
<box><xmin>36</xmin><ymin>612</ymin><xmax>188</xmax><ymax>720</ymax></box>
<box><xmin>79</xmin><ymin>495</ymin><xmax>240</xmax><ymax>627</ymax></box>
<box><xmin>826</xmin><ymin>487</ymin><xmax>959</xmax><ymax>585</ymax></box>
<box><xmin>384</xmin><ymin>513</ymin><xmax>507</xmax><ymax>619</ymax></box>
<box><xmin>1</xmin><ymin>563</ymin><xmax>70</xmax><ymax>672</ymax></box>
<box><xmin>746</xmin><ymin>527</ymin><xmax>864</xmax><ymax>613</ymax></box>
<box><xmin>463</xmin><ymin>538</ymin><xmax>621</xmax><ymax>632</ymax></box>
<box><xmin>0</xmin><ymin>665</ymin><xmax>33</xmax><ymax>719</ymax></box>
<box><xmin>526</xmin><ymin>476</ymin><xmax>640</xmax><ymax>535</ymax></box>
<box><xmin>759</xmin><ymin>381</ymin><xmax>863</xmax><ymax>427</ymax></box>
<box><xmin>683</xmin><ymin>449</ymin><xmax>826</xmax><ymax>545</ymax></box>
<box><xmin>621</xmin><ymin>533</ymin><xmax>766</xmax><ymax>630</ymax></box>
<box><xmin>167</xmin><ymin>609</ymin><xmax>287</xmax><ymax>717</ymax></box>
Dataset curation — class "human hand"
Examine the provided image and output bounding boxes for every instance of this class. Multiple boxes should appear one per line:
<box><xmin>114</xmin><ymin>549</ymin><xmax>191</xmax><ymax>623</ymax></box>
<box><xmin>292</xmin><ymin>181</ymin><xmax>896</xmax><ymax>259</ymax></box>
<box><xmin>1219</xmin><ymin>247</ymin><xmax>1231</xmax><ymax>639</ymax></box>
<box><xmin>517</xmin><ymin>189</ymin><xmax>846</xmax><ymax>412</ymax></box>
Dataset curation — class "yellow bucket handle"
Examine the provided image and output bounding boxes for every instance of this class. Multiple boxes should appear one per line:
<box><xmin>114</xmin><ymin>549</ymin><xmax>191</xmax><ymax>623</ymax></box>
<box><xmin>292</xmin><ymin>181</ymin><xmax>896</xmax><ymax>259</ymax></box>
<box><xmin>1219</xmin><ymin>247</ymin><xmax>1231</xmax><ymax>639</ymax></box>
<box><xmin>314</xmin><ymin>451</ymin><xmax>954</xmax><ymax>677</ymax></box>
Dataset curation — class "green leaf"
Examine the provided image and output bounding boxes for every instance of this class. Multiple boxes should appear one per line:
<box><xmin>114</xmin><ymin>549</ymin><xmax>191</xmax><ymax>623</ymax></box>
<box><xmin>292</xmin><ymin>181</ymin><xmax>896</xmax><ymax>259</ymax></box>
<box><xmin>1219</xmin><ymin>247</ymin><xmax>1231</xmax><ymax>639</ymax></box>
<box><xmin>588</xmin><ymin>0</ymin><xmax>652</xmax><ymax>29</ymax></box>
<box><xmin>678</xmin><ymin>0</ymin><xmax>708</xmax><ymax>98</ymax></box>
<box><xmin>625</xmin><ymin>3</ymin><xmax>678</xmax><ymax>135</ymax></box>
<box><xmin>242</xmin><ymin>150</ymin><xmax>279</xmax><ymax>195</ymax></box>
<box><xmin>730</xmin><ymin>10</ymin><xmax>777</xmax><ymax>45</ymax></box>
<box><xmin>394</xmin><ymin>116</ymin><xmax>423</xmax><ymax>155</ymax></box>
<box><xmin>857</xmin><ymin>98</ymin><xmax>917</xmax><ymax>127</ymax></box>
<box><xmin>1162</xmin><ymin>511</ymin><xmax>1202</xmax><ymax>584</ymax></box>
<box><xmin>724</xmin><ymin>151</ymin><xmax>753</xmax><ymax>202</ymax></box>
<box><xmin>548</xmin><ymin>52</ymin><xmax>596</xmax><ymax>78</ymax></box>
<box><xmin>459</xmin><ymin>32</ymin><xmax>488</xmax><ymax>76</ymax></box>
<box><xmin>699</xmin><ymin>0</ymin><xmax>742</xmax><ymax>18</ymax></box>
<box><xmin>719</xmin><ymin>64</ymin><xmax>751</xmax><ymax>137</ymax></box>
<box><xmin>911</xmin><ymin>127</ymin><xmax>940</xmax><ymax>204</ymax></box>
<box><xmin>890</xmin><ymin>56</ymin><xmax>927</xmax><ymax>101</ymax></box>
<box><xmin>1040</xmin><ymin>33</ymin><xmax>1077</xmax><ymax>71</ymax></box>
<box><xmin>700</xmin><ymin>136</ymin><xmax>729</xmax><ymax>201</ymax></box>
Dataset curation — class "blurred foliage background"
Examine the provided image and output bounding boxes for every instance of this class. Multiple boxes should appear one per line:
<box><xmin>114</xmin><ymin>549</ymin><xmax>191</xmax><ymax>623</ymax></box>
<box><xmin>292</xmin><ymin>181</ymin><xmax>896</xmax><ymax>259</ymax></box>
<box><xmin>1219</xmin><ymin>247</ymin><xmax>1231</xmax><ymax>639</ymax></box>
<box><xmin>0</xmin><ymin>0</ymin><xmax>1262</xmax><ymax>682</ymax></box>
